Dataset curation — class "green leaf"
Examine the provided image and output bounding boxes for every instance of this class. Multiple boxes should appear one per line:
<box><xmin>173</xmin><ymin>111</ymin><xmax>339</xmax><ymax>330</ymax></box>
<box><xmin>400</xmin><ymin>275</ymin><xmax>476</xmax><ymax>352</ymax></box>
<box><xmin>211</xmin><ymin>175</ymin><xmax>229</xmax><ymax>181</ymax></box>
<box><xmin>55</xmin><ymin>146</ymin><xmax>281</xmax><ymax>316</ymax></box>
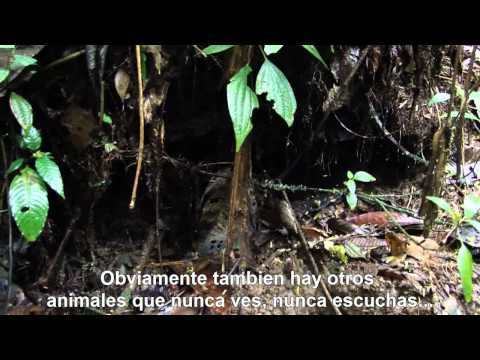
<box><xmin>344</xmin><ymin>241</ymin><xmax>367</xmax><ymax>259</ymax></box>
<box><xmin>465</xmin><ymin>219</ymin><xmax>480</xmax><ymax>233</ymax></box>
<box><xmin>463</xmin><ymin>194</ymin><xmax>480</xmax><ymax>219</ymax></box>
<box><xmin>10</xmin><ymin>92</ymin><xmax>33</xmax><ymax>129</ymax></box>
<box><xmin>264</xmin><ymin>45</ymin><xmax>284</xmax><ymax>55</ymax></box>
<box><xmin>344</xmin><ymin>179</ymin><xmax>356</xmax><ymax>194</ymax></box>
<box><xmin>21</xmin><ymin>126</ymin><xmax>42</xmax><ymax>151</ymax></box>
<box><xmin>469</xmin><ymin>91</ymin><xmax>480</xmax><ymax>111</ymax></box>
<box><xmin>102</xmin><ymin>114</ymin><xmax>113</xmax><ymax>125</ymax></box>
<box><xmin>202</xmin><ymin>45</ymin><xmax>235</xmax><ymax>56</ymax></box>
<box><xmin>6</xmin><ymin>158</ymin><xmax>25</xmax><ymax>176</ymax></box>
<box><xmin>227</xmin><ymin>65</ymin><xmax>259</xmax><ymax>152</ymax></box>
<box><xmin>256</xmin><ymin>59</ymin><xmax>297</xmax><ymax>126</ymax></box>
<box><xmin>347</xmin><ymin>171</ymin><xmax>354</xmax><ymax>180</ymax></box>
<box><xmin>0</xmin><ymin>68</ymin><xmax>10</xmax><ymax>83</ymax></box>
<box><xmin>457</xmin><ymin>243</ymin><xmax>473</xmax><ymax>303</ymax></box>
<box><xmin>441</xmin><ymin>110</ymin><xmax>459</xmax><ymax>120</ymax></box>
<box><xmin>353</xmin><ymin>171</ymin><xmax>376</xmax><ymax>182</ymax></box>
<box><xmin>8</xmin><ymin>167</ymin><xmax>49</xmax><ymax>242</ymax></box>
<box><xmin>35</xmin><ymin>154</ymin><xmax>65</xmax><ymax>199</ymax></box>
<box><xmin>455</xmin><ymin>84</ymin><xmax>465</xmax><ymax>102</ymax></box>
<box><xmin>428</xmin><ymin>92</ymin><xmax>450</xmax><ymax>106</ymax></box>
<box><xmin>301</xmin><ymin>45</ymin><xmax>328</xmax><ymax>69</ymax></box>
<box><xmin>346</xmin><ymin>191</ymin><xmax>357</xmax><ymax>210</ymax></box>
<box><xmin>464</xmin><ymin>112</ymin><xmax>480</xmax><ymax>121</ymax></box>
<box><xmin>9</xmin><ymin>54</ymin><xmax>37</xmax><ymax>70</ymax></box>
<box><xmin>427</xmin><ymin>196</ymin><xmax>455</xmax><ymax>219</ymax></box>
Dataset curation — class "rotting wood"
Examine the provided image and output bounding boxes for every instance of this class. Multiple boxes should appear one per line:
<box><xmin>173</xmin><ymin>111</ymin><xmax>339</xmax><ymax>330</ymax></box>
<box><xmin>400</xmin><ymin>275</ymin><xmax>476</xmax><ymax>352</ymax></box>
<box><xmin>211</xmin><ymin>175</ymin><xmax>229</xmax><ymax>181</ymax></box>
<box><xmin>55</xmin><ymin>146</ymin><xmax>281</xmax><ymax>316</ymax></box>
<box><xmin>420</xmin><ymin>45</ymin><xmax>462</xmax><ymax>237</ymax></box>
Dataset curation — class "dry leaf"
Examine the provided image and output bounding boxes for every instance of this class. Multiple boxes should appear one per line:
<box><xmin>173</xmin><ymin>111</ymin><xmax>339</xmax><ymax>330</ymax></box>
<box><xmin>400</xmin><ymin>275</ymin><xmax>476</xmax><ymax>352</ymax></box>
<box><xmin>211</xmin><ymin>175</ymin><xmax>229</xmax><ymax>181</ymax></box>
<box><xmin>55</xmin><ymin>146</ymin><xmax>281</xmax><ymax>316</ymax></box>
<box><xmin>301</xmin><ymin>225</ymin><xmax>327</xmax><ymax>240</ymax></box>
<box><xmin>346</xmin><ymin>211</ymin><xmax>423</xmax><ymax>228</ymax></box>
<box><xmin>406</xmin><ymin>242</ymin><xmax>428</xmax><ymax>262</ymax></box>
<box><xmin>420</xmin><ymin>238</ymin><xmax>439</xmax><ymax>251</ymax></box>
<box><xmin>114</xmin><ymin>68</ymin><xmax>130</xmax><ymax>101</ymax></box>
<box><xmin>385</xmin><ymin>232</ymin><xmax>407</xmax><ymax>256</ymax></box>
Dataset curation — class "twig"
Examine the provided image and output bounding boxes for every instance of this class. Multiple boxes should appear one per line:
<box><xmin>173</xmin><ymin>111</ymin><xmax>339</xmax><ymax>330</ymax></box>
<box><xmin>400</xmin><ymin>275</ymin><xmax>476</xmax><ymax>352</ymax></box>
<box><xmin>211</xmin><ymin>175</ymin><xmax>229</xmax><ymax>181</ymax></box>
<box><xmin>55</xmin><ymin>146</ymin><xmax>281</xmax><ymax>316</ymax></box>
<box><xmin>129</xmin><ymin>45</ymin><xmax>146</xmax><ymax>210</ymax></box>
<box><xmin>40</xmin><ymin>208</ymin><xmax>81</xmax><ymax>288</ymax></box>
<box><xmin>280</xmin><ymin>190</ymin><xmax>342</xmax><ymax>315</ymax></box>
<box><xmin>367</xmin><ymin>92</ymin><xmax>428</xmax><ymax>165</ymax></box>
<box><xmin>40</xmin><ymin>49</ymin><xmax>86</xmax><ymax>72</ymax></box>
<box><xmin>358</xmin><ymin>193</ymin><xmax>418</xmax><ymax>216</ymax></box>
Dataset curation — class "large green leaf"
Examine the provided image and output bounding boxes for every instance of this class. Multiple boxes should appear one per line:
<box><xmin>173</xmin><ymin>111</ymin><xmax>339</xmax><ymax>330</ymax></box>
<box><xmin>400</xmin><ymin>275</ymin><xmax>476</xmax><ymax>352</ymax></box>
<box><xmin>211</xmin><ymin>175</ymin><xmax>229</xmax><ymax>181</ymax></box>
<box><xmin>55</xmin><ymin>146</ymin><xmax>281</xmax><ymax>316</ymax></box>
<box><xmin>10</xmin><ymin>92</ymin><xmax>33</xmax><ymax>129</ymax></box>
<box><xmin>463</xmin><ymin>193</ymin><xmax>480</xmax><ymax>220</ymax></box>
<box><xmin>353</xmin><ymin>171</ymin><xmax>376</xmax><ymax>182</ymax></box>
<box><xmin>35</xmin><ymin>153</ymin><xmax>65</xmax><ymax>199</ymax></box>
<box><xmin>256</xmin><ymin>59</ymin><xmax>297</xmax><ymax>126</ymax></box>
<box><xmin>301</xmin><ymin>45</ymin><xmax>328</xmax><ymax>69</ymax></box>
<box><xmin>427</xmin><ymin>196</ymin><xmax>455</xmax><ymax>219</ymax></box>
<box><xmin>0</xmin><ymin>68</ymin><xmax>9</xmax><ymax>83</ymax></box>
<box><xmin>264</xmin><ymin>45</ymin><xmax>284</xmax><ymax>55</ymax></box>
<box><xmin>21</xmin><ymin>126</ymin><xmax>42</xmax><ymax>151</ymax></box>
<box><xmin>227</xmin><ymin>65</ymin><xmax>259</xmax><ymax>152</ymax></box>
<box><xmin>202</xmin><ymin>45</ymin><xmax>235</xmax><ymax>56</ymax></box>
<box><xmin>9</xmin><ymin>54</ymin><xmax>37</xmax><ymax>70</ymax></box>
<box><xmin>8</xmin><ymin>167</ymin><xmax>49</xmax><ymax>242</ymax></box>
<box><xmin>457</xmin><ymin>243</ymin><xmax>473</xmax><ymax>303</ymax></box>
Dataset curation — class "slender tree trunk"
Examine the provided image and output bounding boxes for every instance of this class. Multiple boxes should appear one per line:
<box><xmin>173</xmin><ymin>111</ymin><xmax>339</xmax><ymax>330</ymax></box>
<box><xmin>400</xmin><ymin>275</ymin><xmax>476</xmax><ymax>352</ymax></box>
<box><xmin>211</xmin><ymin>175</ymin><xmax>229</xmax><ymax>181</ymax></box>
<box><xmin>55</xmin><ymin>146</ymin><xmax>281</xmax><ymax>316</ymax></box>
<box><xmin>224</xmin><ymin>46</ymin><xmax>255</xmax><ymax>268</ymax></box>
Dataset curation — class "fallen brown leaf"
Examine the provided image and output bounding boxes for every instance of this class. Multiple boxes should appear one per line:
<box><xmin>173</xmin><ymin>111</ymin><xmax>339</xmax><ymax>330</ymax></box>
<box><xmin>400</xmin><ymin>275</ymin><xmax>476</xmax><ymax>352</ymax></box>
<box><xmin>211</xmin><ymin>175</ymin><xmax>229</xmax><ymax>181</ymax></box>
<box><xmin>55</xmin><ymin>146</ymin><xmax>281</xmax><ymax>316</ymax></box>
<box><xmin>385</xmin><ymin>232</ymin><xmax>408</xmax><ymax>256</ymax></box>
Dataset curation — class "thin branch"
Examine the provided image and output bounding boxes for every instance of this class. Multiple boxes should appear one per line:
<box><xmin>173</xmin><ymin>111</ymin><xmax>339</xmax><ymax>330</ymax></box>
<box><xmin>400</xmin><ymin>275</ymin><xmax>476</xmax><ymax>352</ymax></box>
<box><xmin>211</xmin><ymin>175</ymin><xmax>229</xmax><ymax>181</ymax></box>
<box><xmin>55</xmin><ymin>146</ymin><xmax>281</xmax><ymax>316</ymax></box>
<box><xmin>129</xmin><ymin>45</ymin><xmax>146</xmax><ymax>210</ymax></box>
<box><xmin>367</xmin><ymin>92</ymin><xmax>428</xmax><ymax>165</ymax></box>
<box><xmin>280</xmin><ymin>190</ymin><xmax>342</xmax><ymax>315</ymax></box>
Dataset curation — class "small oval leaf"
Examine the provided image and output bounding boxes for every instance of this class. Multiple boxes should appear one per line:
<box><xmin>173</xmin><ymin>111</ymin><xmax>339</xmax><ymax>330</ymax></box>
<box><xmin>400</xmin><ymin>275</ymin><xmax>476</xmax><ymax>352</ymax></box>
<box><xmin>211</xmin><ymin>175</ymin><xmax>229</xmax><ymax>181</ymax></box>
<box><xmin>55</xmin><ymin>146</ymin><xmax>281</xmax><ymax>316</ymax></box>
<box><xmin>6</xmin><ymin>158</ymin><xmax>25</xmax><ymax>176</ymax></box>
<box><xmin>346</xmin><ymin>191</ymin><xmax>358</xmax><ymax>210</ymax></box>
<box><xmin>10</xmin><ymin>92</ymin><xmax>33</xmax><ymax>129</ymax></box>
<box><xmin>202</xmin><ymin>45</ymin><xmax>235</xmax><ymax>56</ymax></box>
<box><xmin>345</xmin><ymin>179</ymin><xmax>356</xmax><ymax>194</ymax></box>
<box><xmin>354</xmin><ymin>171</ymin><xmax>376</xmax><ymax>182</ymax></box>
<box><xmin>102</xmin><ymin>114</ymin><xmax>113</xmax><ymax>125</ymax></box>
<box><xmin>35</xmin><ymin>154</ymin><xmax>65</xmax><ymax>199</ymax></box>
